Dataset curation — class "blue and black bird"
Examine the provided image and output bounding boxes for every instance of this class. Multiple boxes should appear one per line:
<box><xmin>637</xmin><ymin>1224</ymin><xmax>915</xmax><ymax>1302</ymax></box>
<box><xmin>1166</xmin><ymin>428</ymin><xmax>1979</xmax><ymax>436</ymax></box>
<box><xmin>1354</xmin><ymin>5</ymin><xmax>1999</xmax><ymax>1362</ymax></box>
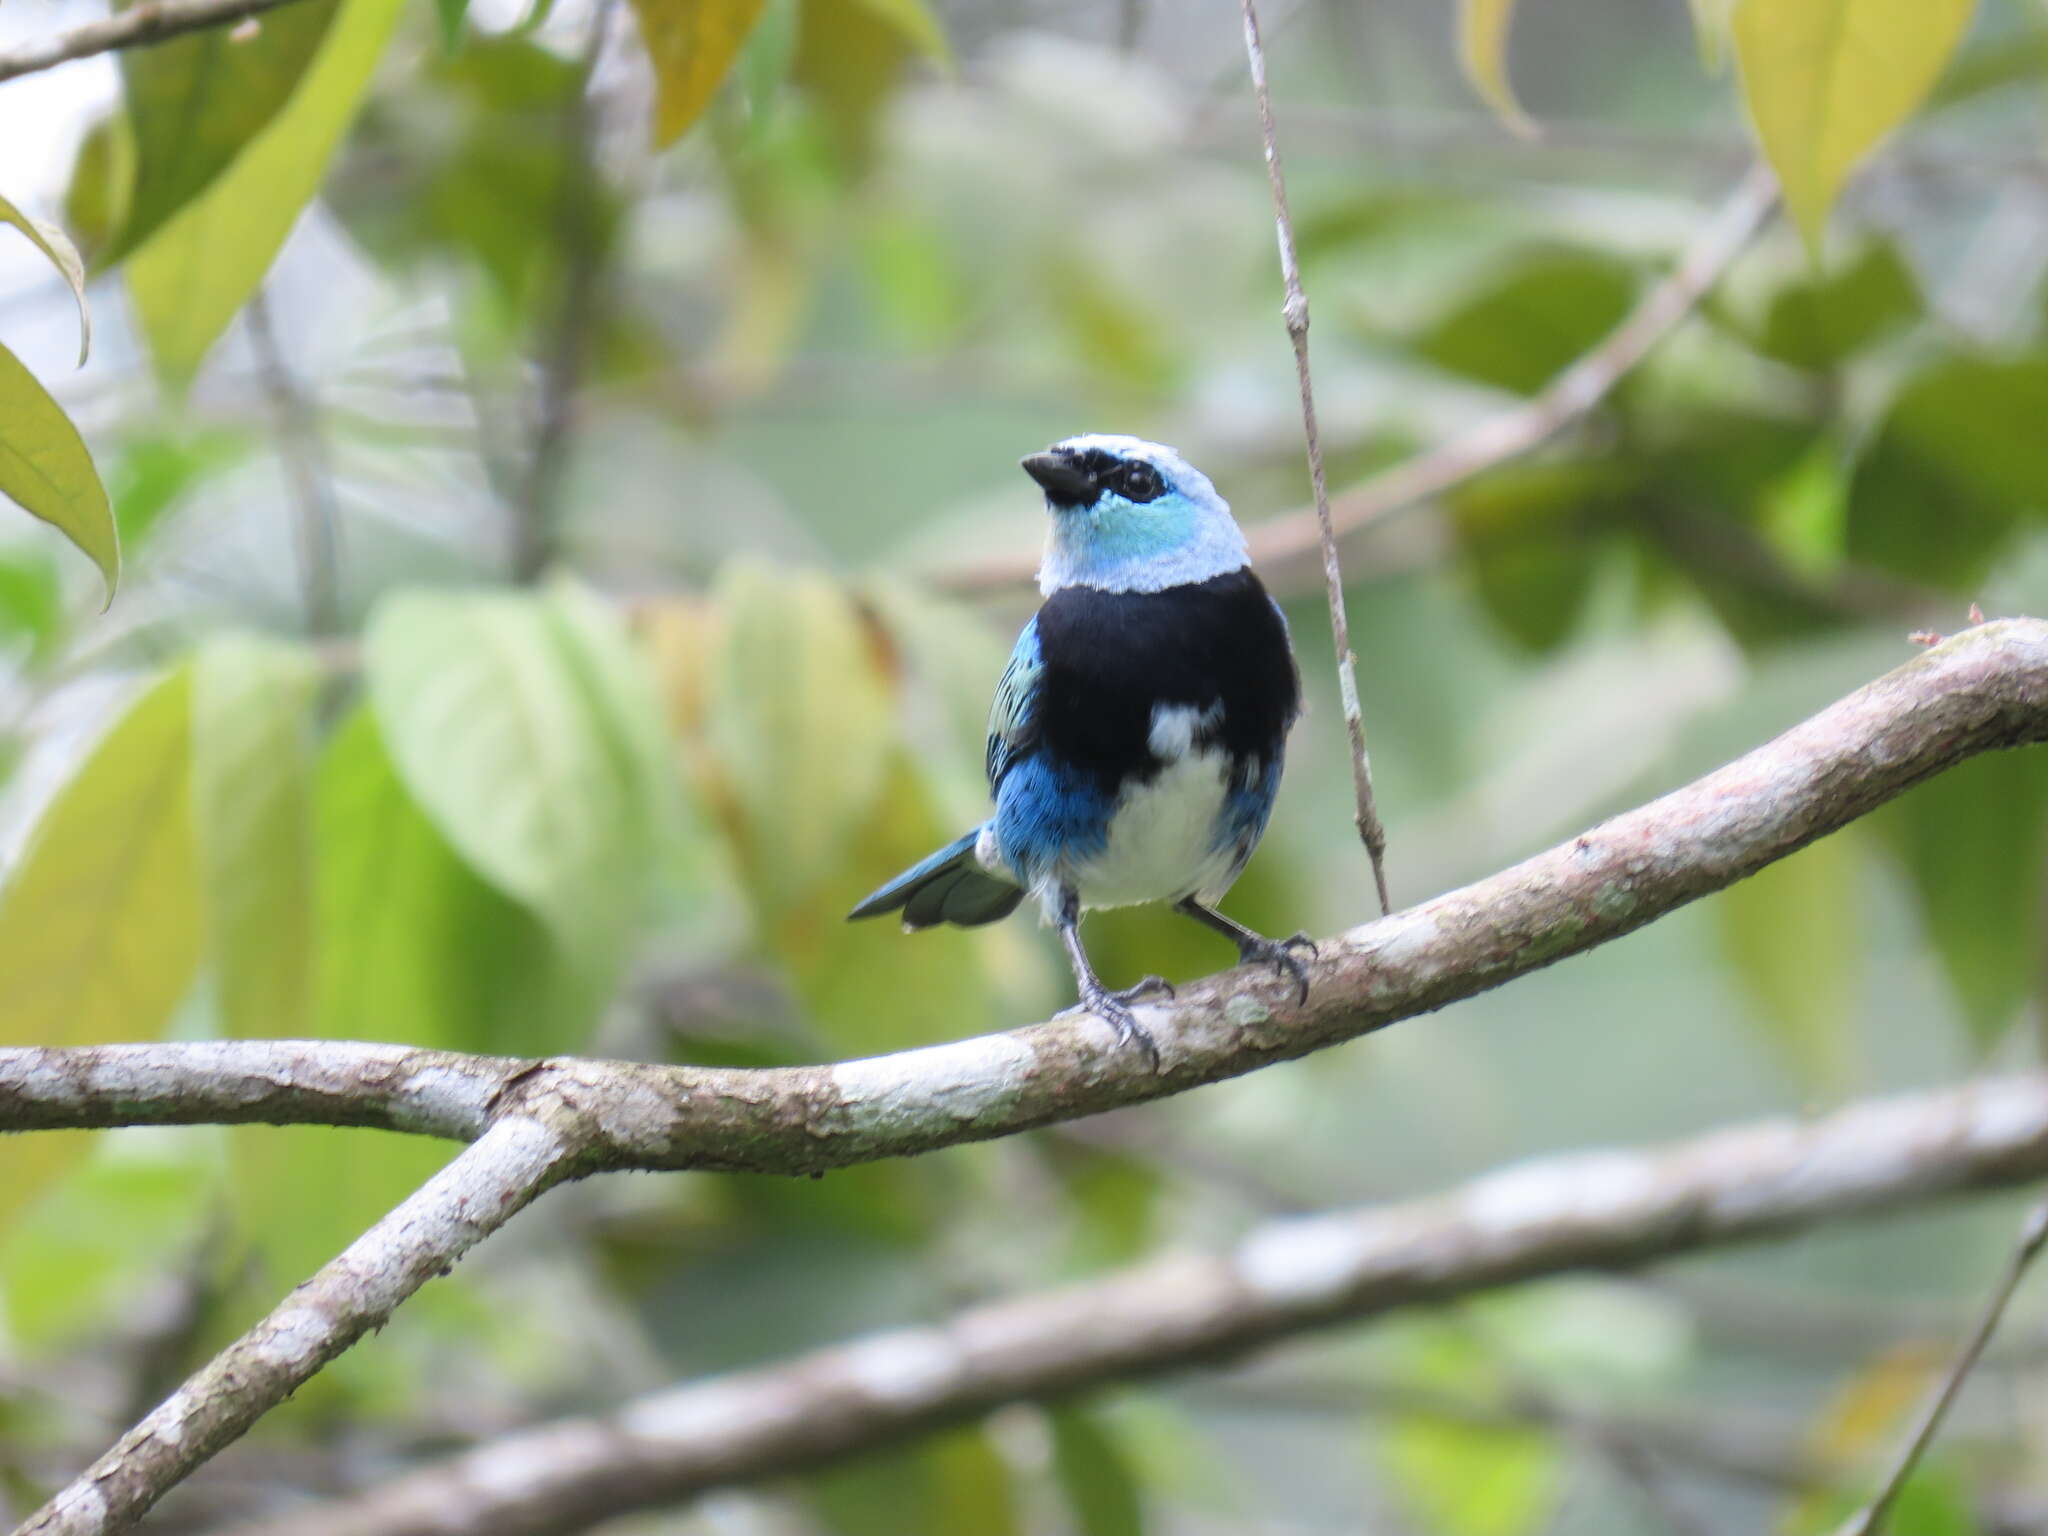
<box><xmin>849</xmin><ymin>434</ymin><xmax>1311</xmax><ymax>1059</ymax></box>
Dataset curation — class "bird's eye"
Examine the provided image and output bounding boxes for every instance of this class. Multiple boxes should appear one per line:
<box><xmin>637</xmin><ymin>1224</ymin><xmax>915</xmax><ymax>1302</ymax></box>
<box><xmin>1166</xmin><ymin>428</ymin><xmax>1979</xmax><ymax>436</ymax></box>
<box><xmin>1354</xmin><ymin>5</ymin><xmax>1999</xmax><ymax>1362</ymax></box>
<box><xmin>1116</xmin><ymin>463</ymin><xmax>1164</xmax><ymax>503</ymax></box>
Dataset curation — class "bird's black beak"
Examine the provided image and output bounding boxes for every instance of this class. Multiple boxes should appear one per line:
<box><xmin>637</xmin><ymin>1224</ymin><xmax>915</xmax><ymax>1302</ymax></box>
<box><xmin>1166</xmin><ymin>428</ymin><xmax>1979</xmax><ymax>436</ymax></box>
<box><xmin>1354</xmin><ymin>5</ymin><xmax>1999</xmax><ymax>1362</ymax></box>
<box><xmin>1021</xmin><ymin>451</ymin><xmax>1099</xmax><ymax>507</ymax></box>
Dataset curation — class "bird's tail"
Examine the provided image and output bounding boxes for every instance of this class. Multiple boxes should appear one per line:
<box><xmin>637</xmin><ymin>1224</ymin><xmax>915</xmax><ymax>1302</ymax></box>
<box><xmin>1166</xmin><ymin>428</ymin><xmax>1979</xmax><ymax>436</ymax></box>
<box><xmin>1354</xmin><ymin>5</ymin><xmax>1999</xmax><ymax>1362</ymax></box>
<box><xmin>847</xmin><ymin>827</ymin><xmax>1024</xmax><ymax>929</ymax></box>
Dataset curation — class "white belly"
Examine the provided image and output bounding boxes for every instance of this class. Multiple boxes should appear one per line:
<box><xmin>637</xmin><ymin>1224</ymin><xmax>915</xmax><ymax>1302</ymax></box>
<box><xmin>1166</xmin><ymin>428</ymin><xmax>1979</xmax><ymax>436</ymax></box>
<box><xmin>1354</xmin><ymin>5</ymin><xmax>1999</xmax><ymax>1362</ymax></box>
<box><xmin>1066</xmin><ymin>747</ymin><xmax>1241</xmax><ymax>910</ymax></box>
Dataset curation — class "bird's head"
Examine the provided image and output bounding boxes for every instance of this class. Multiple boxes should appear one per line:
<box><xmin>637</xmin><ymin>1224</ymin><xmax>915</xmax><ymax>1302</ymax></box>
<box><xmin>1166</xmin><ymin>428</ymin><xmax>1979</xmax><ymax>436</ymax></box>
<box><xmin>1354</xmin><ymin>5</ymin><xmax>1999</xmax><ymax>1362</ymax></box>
<box><xmin>1022</xmin><ymin>434</ymin><xmax>1250</xmax><ymax>595</ymax></box>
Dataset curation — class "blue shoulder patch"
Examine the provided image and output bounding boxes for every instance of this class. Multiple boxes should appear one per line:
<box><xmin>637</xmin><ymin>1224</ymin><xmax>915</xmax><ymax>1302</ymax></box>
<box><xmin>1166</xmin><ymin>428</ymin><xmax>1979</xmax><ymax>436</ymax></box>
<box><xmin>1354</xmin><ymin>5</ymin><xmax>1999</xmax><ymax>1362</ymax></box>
<box><xmin>985</xmin><ymin>616</ymin><xmax>1043</xmax><ymax>789</ymax></box>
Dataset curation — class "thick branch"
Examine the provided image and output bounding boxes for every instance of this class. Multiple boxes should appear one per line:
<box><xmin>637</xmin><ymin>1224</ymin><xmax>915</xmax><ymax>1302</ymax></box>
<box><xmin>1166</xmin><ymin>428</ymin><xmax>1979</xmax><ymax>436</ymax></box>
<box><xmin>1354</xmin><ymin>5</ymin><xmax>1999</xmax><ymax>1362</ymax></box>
<box><xmin>19</xmin><ymin>1113</ymin><xmax>580</xmax><ymax>1536</ymax></box>
<box><xmin>7</xmin><ymin>620</ymin><xmax>2048</xmax><ymax>1176</ymax></box>
<box><xmin>236</xmin><ymin>1073</ymin><xmax>2048</xmax><ymax>1536</ymax></box>
<box><xmin>0</xmin><ymin>0</ymin><xmax>315</xmax><ymax>84</ymax></box>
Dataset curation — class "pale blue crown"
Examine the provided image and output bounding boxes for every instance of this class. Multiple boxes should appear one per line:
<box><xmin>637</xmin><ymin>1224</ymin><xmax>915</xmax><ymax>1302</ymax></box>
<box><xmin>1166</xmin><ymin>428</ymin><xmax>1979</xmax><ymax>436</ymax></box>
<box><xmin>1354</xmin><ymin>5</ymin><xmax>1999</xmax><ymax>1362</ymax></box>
<box><xmin>1035</xmin><ymin>434</ymin><xmax>1251</xmax><ymax>596</ymax></box>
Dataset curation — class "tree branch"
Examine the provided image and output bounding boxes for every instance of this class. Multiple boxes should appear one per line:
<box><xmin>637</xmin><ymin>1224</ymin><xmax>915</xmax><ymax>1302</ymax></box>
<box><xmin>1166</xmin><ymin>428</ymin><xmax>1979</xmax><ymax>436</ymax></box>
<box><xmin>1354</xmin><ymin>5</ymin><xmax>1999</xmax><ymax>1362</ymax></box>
<box><xmin>6</xmin><ymin>620</ymin><xmax>2048</xmax><ymax>1175</ymax></box>
<box><xmin>18</xmin><ymin>1113</ymin><xmax>581</xmax><ymax>1536</ymax></box>
<box><xmin>8</xmin><ymin>617</ymin><xmax>2048</xmax><ymax>1532</ymax></box>
<box><xmin>933</xmin><ymin>162</ymin><xmax>1777</xmax><ymax>599</ymax></box>
<box><xmin>232</xmin><ymin>1072</ymin><xmax>2048</xmax><ymax>1536</ymax></box>
<box><xmin>0</xmin><ymin>0</ymin><xmax>316</xmax><ymax>85</ymax></box>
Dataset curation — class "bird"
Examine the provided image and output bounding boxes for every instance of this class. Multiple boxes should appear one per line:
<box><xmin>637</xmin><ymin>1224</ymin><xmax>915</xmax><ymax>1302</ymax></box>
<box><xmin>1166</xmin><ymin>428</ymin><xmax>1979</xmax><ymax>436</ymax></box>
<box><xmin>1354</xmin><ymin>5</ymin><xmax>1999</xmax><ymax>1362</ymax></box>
<box><xmin>848</xmin><ymin>433</ymin><xmax>1311</xmax><ymax>1063</ymax></box>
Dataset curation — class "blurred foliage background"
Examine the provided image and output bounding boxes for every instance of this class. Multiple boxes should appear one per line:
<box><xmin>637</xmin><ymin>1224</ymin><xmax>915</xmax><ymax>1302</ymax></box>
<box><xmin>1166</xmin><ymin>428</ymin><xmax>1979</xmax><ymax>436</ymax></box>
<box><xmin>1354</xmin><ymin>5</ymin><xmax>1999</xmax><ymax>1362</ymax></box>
<box><xmin>6</xmin><ymin>0</ymin><xmax>2048</xmax><ymax>1531</ymax></box>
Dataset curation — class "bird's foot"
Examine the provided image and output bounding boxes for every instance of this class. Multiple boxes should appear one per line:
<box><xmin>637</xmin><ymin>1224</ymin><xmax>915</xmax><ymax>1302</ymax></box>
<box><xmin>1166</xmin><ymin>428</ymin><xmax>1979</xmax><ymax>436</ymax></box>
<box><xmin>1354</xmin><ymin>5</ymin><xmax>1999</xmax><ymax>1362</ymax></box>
<box><xmin>1078</xmin><ymin>979</ymin><xmax>1167</xmax><ymax>1071</ymax></box>
<box><xmin>1236</xmin><ymin>932</ymin><xmax>1316</xmax><ymax>1005</ymax></box>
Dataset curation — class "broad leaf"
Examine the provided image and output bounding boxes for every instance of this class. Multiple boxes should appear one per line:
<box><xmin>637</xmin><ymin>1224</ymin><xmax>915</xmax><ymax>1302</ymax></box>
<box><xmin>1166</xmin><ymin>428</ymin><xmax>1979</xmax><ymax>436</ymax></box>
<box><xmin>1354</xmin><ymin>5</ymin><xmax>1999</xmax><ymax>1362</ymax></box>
<box><xmin>1753</xmin><ymin>240</ymin><xmax>1920</xmax><ymax>370</ymax></box>
<box><xmin>312</xmin><ymin>706</ymin><xmax>566</xmax><ymax>1053</ymax></box>
<box><xmin>108</xmin><ymin>0</ymin><xmax>340</xmax><ymax>262</ymax></box>
<box><xmin>1416</xmin><ymin>248</ymin><xmax>1636</xmax><ymax>395</ymax></box>
<box><xmin>1457</xmin><ymin>0</ymin><xmax>1533</xmax><ymax>135</ymax></box>
<box><xmin>1717</xmin><ymin>829</ymin><xmax>1858</xmax><ymax>1090</ymax></box>
<box><xmin>1732</xmin><ymin>0</ymin><xmax>1975</xmax><ymax>249</ymax></box>
<box><xmin>1847</xmin><ymin>355</ymin><xmax>2048</xmax><ymax>588</ymax></box>
<box><xmin>1877</xmin><ymin>746</ymin><xmax>2048</xmax><ymax>1048</ymax></box>
<box><xmin>363</xmin><ymin>587</ymin><xmax>656</xmax><ymax>979</ymax></box>
<box><xmin>193</xmin><ymin>635</ymin><xmax>320</xmax><ymax>1037</ymax></box>
<box><xmin>126</xmin><ymin>0</ymin><xmax>404</xmax><ymax>383</ymax></box>
<box><xmin>0</xmin><ymin>672</ymin><xmax>201</xmax><ymax>1230</ymax></box>
<box><xmin>0</xmin><ymin>191</ymin><xmax>90</xmax><ymax>363</ymax></box>
<box><xmin>628</xmin><ymin>0</ymin><xmax>768</xmax><ymax>146</ymax></box>
<box><xmin>1448</xmin><ymin>461</ymin><xmax>1631</xmax><ymax>652</ymax></box>
<box><xmin>0</xmin><ymin>341</ymin><xmax>118</xmax><ymax>597</ymax></box>
<box><xmin>61</xmin><ymin>117</ymin><xmax>136</xmax><ymax>266</ymax></box>
<box><xmin>1050</xmin><ymin>1406</ymin><xmax>1147</xmax><ymax>1536</ymax></box>
<box><xmin>705</xmin><ymin>560</ymin><xmax>893</xmax><ymax>915</ymax></box>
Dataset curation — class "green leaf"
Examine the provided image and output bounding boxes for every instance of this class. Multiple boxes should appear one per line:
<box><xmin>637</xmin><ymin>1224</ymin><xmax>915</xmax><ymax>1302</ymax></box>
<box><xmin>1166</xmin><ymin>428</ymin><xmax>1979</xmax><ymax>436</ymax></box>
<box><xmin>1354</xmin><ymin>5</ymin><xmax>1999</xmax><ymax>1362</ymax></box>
<box><xmin>1457</xmin><ymin>0</ymin><xmax>1534</xmax><ymax>136</ymax></box>
<box><xmin>62</xmin><ymin>116</ymin><xmax>137</xmax><ymax>266</ymax></box>
<box><xmin>312</xmin><ymin>706</ymin><xmax>566</xmax><ymax>1053</ymax></box>
<box><xmin>706</xmin><ymin>560</ymin><xmax>893</xmax><ymax>915</ymax></box>
<box><xmin>1717</xmin><ymin>829</ymin><xmax>1859</xmax><ymax>1091</ymax></box>
<box><xmin>0</xmin><ymin>552</ymin><xmax>61</xmax><ymax>656</ymax></box>
<box><xmin>126</xmin><ymin>0</ymin><xmax>404</xmax><ymax>384</ymax></box>
<box><xmin>1415</xmin><ymin>249</ymin><xmax>1637</xmax><ymax>396</ymax></box>
<box><xmin>1</xmin><ymin>1145</ymin><xmax>216</xmax><ymax>1345</ymax></box>
<box><xmin>1732</xmin><ymin>0</ymin><xmax>1976</xmax><ymax>250</ymax></box>
<box><xmin>107</xmin><ymin>0</ymin><xmax>340</xmax><ymax>263</ymax></box>
<box><xmin>791</xmin><ymin>0</ymin><xmax>916</xmax><ymax>173</ymax></box>
<box><xmin>1753</xmin><ymin>240</ymin><xmax>1920</xmax><ymax>370</ymax></box>
<box><xmin>193</xmin><ymin>635</ymin><xmax>320</xmax><ymax>1037</ymax></box>
<box><xmin>847</xmin><ymin>0</ymin><xmax>947</xmax><ymax>62</ymax></box>
<box><xmin>1380</xmin><ymin>1329</ymin><xmax>1565</xmax><ymax>1536</ymax></box>
<box><xmin>0</xmin><ymin>672</ymin><xmax>201</xmax><ymax>1230</ymax></box>
<box><xmin>1847</xmin><ymin>355</ymin><xmax>2048</xmax><ymax>588</ymax></box>
<box><xmin>434</xmin><ymin>0</ymin><xmax>470</xmax><ymax>50</ymax></box>
<box><xmin>628</xmin><ymin>0</ymin><xmax>768</xmax><ymax>146</ymax></box>
<box><xmin>0</xmin><ymin>191</ymin><xmax>90</xmax><ymax>364</ymax></box>
<box><xmin>1878</xmin><ymin>746</ymin><xmax>2048</xmax><ymax>1048</ymax></box>
<box><xmin>813</xmin><ymin>1428</ymin><xmax>1019</xmax><ymax>1536</ymax></box>
<box><xmin>1050</xmin><ymin>1406</ymin><xmax>1146</xmax><ymax>1536</ymax></box>
<box><xmin>363</xmin><ymin>588</ymin><xmax>654</xmax><ymax>977</ymax></box>
<box><xmin>1448</xmin><ymin>461</ymin><xmax>1631</xmax><ymax>652</ymax></box>
<box><xmin>0</xmin><ymin>341</ymin><xmax>119</xmax><ymax>598</ymax></box>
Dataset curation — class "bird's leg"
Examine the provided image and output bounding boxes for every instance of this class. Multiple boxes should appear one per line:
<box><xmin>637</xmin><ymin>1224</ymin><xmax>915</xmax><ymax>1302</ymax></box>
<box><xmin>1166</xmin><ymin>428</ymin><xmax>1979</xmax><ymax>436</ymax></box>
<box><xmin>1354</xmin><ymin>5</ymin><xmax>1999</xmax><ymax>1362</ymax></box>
<box><xmin>1057</xmin><ymin>886</ymin><xmax>1168</xmax><ymax>1068</ymax></box>
<box><xmin>1174</xmin><ymin>897</ymin><xmax>1316</xmax><ymax>1005</ymax></box>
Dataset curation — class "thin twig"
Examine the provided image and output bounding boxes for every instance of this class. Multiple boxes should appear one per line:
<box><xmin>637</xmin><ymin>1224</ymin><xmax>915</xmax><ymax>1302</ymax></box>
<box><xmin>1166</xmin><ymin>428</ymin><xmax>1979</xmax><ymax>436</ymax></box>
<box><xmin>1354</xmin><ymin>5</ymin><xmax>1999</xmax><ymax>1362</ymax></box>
<box><xmin>246</xmin><ymin>291</ymin><xmax>342</xmax><ymax>634</ymax></box>
<box><xmin>1238</xmin><ymin>0</ymin><xmax>1391</xmax><ymax>915</ymax></box>
<box><xmin>1834</xmin><ymin>1193</ymin><xmax>2048</xmax><ymax>1536</ymax></box>
<box><xmin>0</xmin><ymin>0</ymin><xmax>314</xmax><ymax>83</ymax></box>
<box><xmin>513</xmin><ymin>0</ymin><xmax>615</xmax><ymax>583</ymax></box>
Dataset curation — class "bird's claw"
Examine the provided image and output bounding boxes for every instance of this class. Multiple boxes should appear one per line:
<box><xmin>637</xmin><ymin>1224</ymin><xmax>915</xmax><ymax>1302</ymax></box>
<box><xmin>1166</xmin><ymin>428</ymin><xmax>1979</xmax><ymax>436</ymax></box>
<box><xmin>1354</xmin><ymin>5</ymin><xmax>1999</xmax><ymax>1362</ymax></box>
<box><xmin>1237</xmin><ymin>931</ymin><xmax>1316</xmax><ymax>1005</ymax></box>
<box><xmin>1079</xmin><ymin>982</ymin><xmax>1163</xmax><ymax>1072</ymax></box>
<box><xmin>1118</xmin><ymin>974</ymin><xmax>1176</xmax><ymax>1003</ymax></box>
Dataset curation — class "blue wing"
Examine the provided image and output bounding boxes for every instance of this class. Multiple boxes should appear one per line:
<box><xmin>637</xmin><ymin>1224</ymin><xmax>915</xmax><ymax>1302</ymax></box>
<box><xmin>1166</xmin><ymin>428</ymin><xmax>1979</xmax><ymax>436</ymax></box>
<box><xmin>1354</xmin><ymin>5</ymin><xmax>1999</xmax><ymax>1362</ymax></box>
<box><xmin>984</xmin><ymin>616</ymin><xmax>1043</xmax><ymax>790</ymax></box>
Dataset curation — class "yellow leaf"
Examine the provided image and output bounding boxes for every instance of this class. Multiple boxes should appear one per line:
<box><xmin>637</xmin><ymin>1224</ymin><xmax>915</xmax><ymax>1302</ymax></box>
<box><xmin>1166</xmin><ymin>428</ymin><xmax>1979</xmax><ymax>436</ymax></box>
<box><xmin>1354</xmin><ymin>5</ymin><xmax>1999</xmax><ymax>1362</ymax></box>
<box><xmin>1457</xmin><ymin>0</ymin><xmax>1535</xmax><ymax>138</ymax></box>
<box><xmin>126</xmin><ymin>0</ymin><xmax>404</xmax><ymax>384</ymax></box>
<box><xmin>628</xmin><ymin>0</ymin><xmax>768</xmax><ymax>147</ymax></box>
<box><xmin>0</xmin><ymin>672</ymin><xmax>201</xmax><ymax>1230</ymax></box>
<box><xmin>0</xmin><ymin>191</ymin><xmax>90</xmax><ymax>364</ymax></box>
<box><xmin>0</xmin><ymin>340</ymin><xmax>118</xmax><ymax>597</ymax></box>
<box><xmin>849</xmin><ymin>0</ymin><xmax>948</xmax><ymax>62</ymax></box>
<box><xmin>1733</xmin><ymin>0</ymin><xmax>1976</xmax><ymax>250</ymax></box>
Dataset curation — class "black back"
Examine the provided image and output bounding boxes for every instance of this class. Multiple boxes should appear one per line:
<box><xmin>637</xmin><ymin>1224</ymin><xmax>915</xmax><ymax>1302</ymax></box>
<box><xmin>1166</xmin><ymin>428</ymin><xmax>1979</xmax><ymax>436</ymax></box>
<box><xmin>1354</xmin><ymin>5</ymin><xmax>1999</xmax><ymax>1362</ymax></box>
<box><xmin>1022</xmin><ymin>568</ymin><xmax>1299</xmax><ymax>795</ymax></box>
